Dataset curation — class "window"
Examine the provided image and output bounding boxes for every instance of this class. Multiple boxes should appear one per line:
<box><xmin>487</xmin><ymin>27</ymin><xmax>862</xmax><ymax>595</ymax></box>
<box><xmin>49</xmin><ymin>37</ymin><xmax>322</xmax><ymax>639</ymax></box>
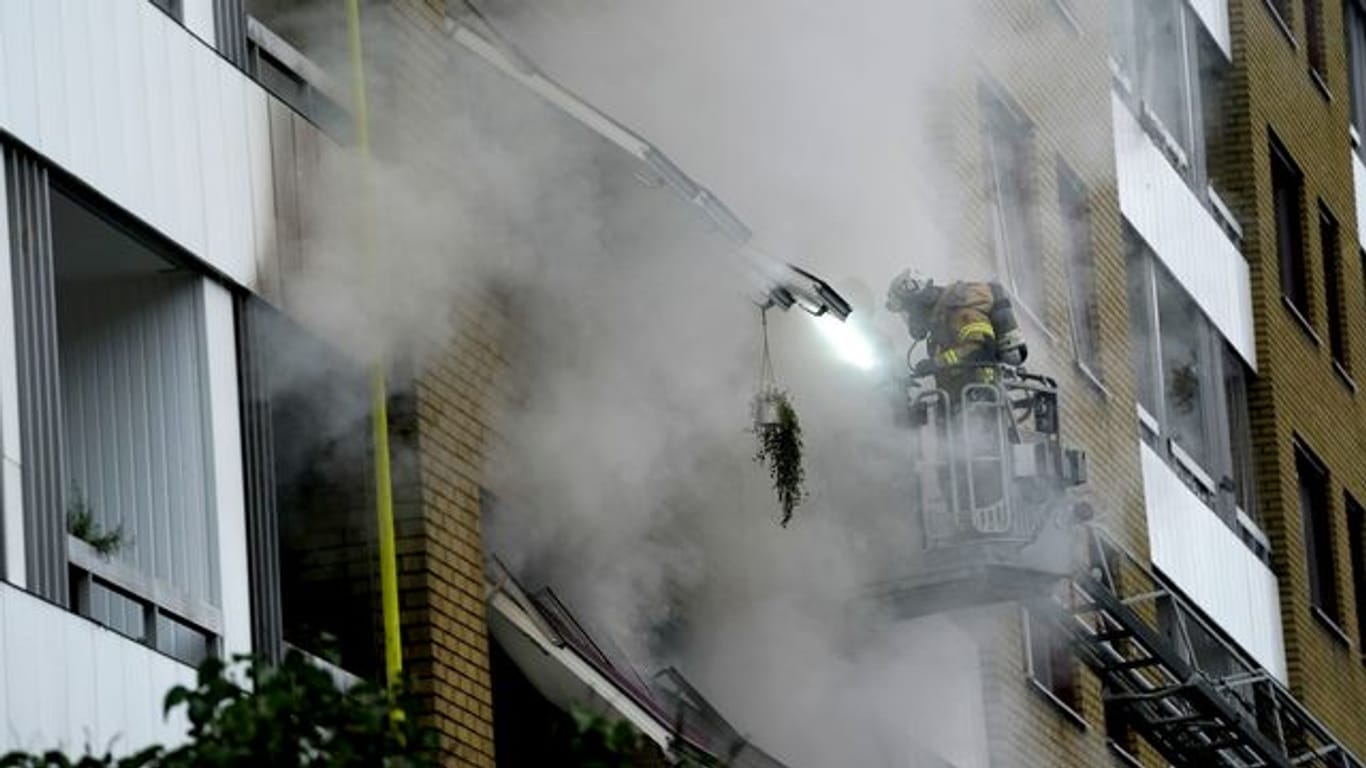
<box><xmin>1024</xmin><ymin>609</ymin><xmax>1081</xmax><ymax>719</ymax></box>
<box><xmin>1108</xmin><ymin>0</ymin><xmax>1231</xmax><ymax>197</ymax></box>
<box><xmin>1126</xmin><ymin>232</ymin><xmax>1259</xmax><ymax>534</ymax></box>
<box><xmin>1059</xmin><ymin>163</ymin><xmax>1102</xmax><ymax>380</ymax></box>
<box><xmin>1298</xmin><ymin>445</ymin><xmax>1341</xmax><ymax>627</ymax></box>
<box><xmin>1272</xmin><ymin>139</ymin><xmax>1311</xmax><ymax>322</ymax></box>
<box><xmin>1346</xmin><ymin>495</ymin><xmax>1366</xmax><ymax>654</ymax></box>
<box><xmin>1308</xmin><ymin>0</ymin><xmax>1329</xmax><ymax>83</ymax></box>
<box><xmin>983</xmin><ymin>90</ymin><xmax>1044</xmax><ymax>316</ymax></box>
<box><xmin>1321</xmin><ymin>205</ymin><xmax>1350</xmax><ymax>371</ymax></box>
<box><xmin>237</xmin><ymin>299</ymin><xmax>384</xmax><ymax>678</ymax></box>
<box><xmin>1347</xmin><ymin>0</ymin><xmax>1366</xmax><ymax>141</ymax></box>
<box><xmin>5</xmin><ymin>142</ymin><xmax>219</xmax><ymax>666</ymax></box>
<box><xmin>245</xmin><ymin>17</ymin><xmax>352</xmax><ymax>140</ymax></box>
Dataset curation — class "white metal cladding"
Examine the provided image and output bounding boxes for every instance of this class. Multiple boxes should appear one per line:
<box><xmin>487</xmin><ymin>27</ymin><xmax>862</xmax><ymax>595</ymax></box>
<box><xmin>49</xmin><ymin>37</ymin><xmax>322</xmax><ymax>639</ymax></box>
<box><xmin>1112</xmin><ymin>92</ymin><xmax>1256</xmax><ymax>368</ymax></box>
<box><xmin>0</xmin><ymin>580</ymin><xmax>193</xmax><ymax>755</ymax></box>
<box><xmin>0</xmin><ymin>148</ymin><xmax>20</xmax><ymax>585</ymax></box>
<box><xmin>1354</xmin><ymin>151</ymin><xmax>1366</xmax><ymax>253</ymax></box>
<box><xmin>202</xmin><ymin>280</ymin><xmax>250</xmax><ymax>657</ymax></box>
<box><xmin>0</xmin><ymin>0</ymin><xmax>288</xmax><ymax>288</ymax></box>
<box><xmin>57</xmin><ymin>275</ymin><xmax>218</xmax><ymax>607</ymax></box>
<box><xmin>1140</xmin><ymin>443</ymin><xmax>1287</xmax><ymax>680</ymax></box>
<box><xmin>1190</xmin><ymin>0</ymin><xmax>1232</xmax><ymax>58</ymax></box>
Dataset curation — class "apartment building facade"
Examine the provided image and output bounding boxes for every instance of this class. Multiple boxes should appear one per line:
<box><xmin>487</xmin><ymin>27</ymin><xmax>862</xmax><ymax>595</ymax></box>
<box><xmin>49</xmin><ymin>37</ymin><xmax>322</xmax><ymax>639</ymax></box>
<box><xmin>4</xmin><ymin>0</ymin><xmax>1366</xmax><ymax>767</ymax></box>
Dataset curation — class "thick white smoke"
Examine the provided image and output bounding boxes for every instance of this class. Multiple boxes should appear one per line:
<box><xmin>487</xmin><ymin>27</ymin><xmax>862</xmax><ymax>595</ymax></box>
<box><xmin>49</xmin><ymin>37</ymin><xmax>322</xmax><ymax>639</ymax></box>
<box><xmin>253</xmin><ymin>1</ymin><xmax>1110</xmax><ymax>765</ymax></box>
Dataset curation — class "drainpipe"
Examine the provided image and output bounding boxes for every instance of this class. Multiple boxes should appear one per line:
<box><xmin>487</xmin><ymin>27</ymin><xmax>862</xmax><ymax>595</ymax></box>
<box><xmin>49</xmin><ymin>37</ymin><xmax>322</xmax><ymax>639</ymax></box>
<box><xmin>344</xmin><ymin>0</ymin><xmax>403</xmax><ymax>690</ymax></box>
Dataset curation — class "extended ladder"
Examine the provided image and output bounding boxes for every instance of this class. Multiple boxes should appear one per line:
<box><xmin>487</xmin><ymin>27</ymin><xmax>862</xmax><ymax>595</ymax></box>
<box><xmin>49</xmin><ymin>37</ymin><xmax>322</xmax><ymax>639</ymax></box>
<box><xmin>1043</xmin><ymin>525</ymin><xmax>1363</xmax><ymax>768</ymax></box>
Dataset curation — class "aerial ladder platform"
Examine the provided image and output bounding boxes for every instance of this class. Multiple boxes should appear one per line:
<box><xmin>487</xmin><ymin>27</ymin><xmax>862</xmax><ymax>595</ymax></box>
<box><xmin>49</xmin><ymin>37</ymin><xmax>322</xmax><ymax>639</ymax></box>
<box><xmin>873</xmin><ymin>363</ymin><xmax>1364</xmax><ymax>768</ymax></box>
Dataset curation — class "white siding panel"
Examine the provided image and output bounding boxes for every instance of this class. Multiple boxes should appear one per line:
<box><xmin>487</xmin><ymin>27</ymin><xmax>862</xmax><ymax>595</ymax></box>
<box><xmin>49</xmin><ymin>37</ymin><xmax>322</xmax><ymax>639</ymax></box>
<box><xmin>88</xmin><ymin>0</ymin><xmax>125</xmax><ymax>202</ymax></box>
<box><xmin>165</xmin><ymin>25</ymin><xmax>208</xmax><ymax>258</ymax></box>
<box><xmin>1354</xmin><ymin>152</ymin><xmax>1366</xmax><ymax>253</ymax></box>
<box><xmin>59</xmin><ymin>0</ymin><xmax>99</xmax><ymax>177</ymax></box>
<box><xmin>0</xmin><ymin>0</ymin><xmax>284</xmax><ymax>288</ymax></box>
<box><xmin>195</xmin><ymin>52</ymin><xmax>232</xmax><ymax>275</ymax></box>
<box><xmin>31</xmin><ymin>1</ymin><xmax>68</xmax><ymax>167</ymax></box>
<box><xmin>0</xmin><ymin>584</ymin><xmax>195</xmax><ymax>755</ymax></box>
<box><xmin>0</xmin><ymin>0</ymin><xmax>39</xmax><ymax>145</ymax></box>
<box><xmin>245</xmin><ymin>90</ymin><xmax>275</xmax><ymax>285</ymax></box>
<box><xmin>1190</xmin><ymin>0</ymin><xmax>1231</xmax><ymax>59</ymax></box>
<box><xmin>1141</xmin><ymin>443</ymin><xmax>1287</xmax><ymax>679</ymax></box>
<box><xmin>116</xmin><ymin>2</ymin><xmax>154</xmax><ymax>226</ymax></box>
<box><xmin>204</xmin><ymin>281</ymin><xmax>251</xmax><ymax>657</ymax></box>
<box><xmin>1113</xmin><ymin>92</ymin><xmax>1256</xmax><ymax>367</ymax></box>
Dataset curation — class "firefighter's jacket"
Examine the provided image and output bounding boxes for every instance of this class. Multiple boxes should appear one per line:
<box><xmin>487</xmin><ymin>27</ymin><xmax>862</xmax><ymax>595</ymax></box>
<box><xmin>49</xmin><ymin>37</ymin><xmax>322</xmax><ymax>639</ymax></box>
<box><xmin>929</xmin><ymin>281</ymin><xmax>997</xmax><ymax>389</ymax></box>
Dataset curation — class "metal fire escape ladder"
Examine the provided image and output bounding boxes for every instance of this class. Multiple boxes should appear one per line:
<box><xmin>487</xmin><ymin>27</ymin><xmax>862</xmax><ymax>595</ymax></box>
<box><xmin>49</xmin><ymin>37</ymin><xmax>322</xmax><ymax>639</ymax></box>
<box><xmin>1042</xmin><ymin>525</ymin><xmax>1364</xmax><ymax>768</ymax></box>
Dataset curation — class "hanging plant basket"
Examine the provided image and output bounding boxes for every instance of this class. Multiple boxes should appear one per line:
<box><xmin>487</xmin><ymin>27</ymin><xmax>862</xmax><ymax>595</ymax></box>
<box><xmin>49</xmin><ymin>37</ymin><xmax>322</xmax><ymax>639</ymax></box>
<box><xmin>752</xmin><ymin>388</ymin><xmax>805</xmax><ymax>527</ymax></box>
<box><xmin>750</xmin><ymin>307</ymin><xmax>806</xmax><ymax>527</ymax></box>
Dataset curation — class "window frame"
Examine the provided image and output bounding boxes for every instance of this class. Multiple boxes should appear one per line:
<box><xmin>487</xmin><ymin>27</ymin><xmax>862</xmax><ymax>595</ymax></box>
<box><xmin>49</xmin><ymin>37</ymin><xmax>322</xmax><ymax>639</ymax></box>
<box><xmin>1320</xmin><ymin>204</ymin><xmax>1351</xmax><ymax>375</ymax></box>
<box><xmin>982</xmin><ymin>86</ymin><xmax>1047</xmax><ymax>323</ymax></box>
<box><xmin>1347</xmin><ymin>0</ymin><xmax>1366</xmax><ymax>148</ymax></box>
<box><xmin>1307</xmin><ymin>0</ymin><xmax>1330</xmax><ymax>89</ymax></box>
<box><xmin>1126</xmin><ymin>234</ymin><xmax>1261</xmax><ymax>542</ymax></box>
<box><xmin>1022</xmin><ymin>607</ymin><xmax>1087</xmax><ymax>727</ymax></box>
<box><xmin>1297</xmin><ymin>443</ymin><xmax>1344</xmax><ymax>634</ymax></box>
<box><xmin>1058</xmin><ymin>161</ymin><xmax>1104</xmax><ymax>384</ymax></box>
<box><xmin>1272</xmin><ymin>138</ymin><xmax>1313</xmax><ymax>325</ymax></box>
<box><xmin>1346</xmin><ymin>494</ymin><xmax>1366</xmax><ymax>658</ymax></box>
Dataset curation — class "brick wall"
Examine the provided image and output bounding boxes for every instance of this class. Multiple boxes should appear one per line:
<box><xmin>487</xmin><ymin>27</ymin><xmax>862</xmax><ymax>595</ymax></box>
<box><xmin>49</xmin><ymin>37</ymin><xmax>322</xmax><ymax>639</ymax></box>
<box><xmin>1218</xmin><ymin>0</ymin><xmax>1366</xmax><ymax>752</ymax></box>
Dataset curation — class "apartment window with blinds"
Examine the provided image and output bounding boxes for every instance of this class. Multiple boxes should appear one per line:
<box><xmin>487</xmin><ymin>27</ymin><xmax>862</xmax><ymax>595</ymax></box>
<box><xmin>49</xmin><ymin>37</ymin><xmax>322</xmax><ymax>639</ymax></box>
<box><xmin>1348</xmin><ymin>0</ymin><xmax>1366</xmax><ymax>142</ymax></box>
<box><xmin>1058</xmin><ymin>163</ymin><xmax>1102</xmax><ymax>381</ymax></box>
<box><xmin>983</xmin><ymin>89</ymin><xmax>1043</xmax><ymax>318</ymax></box>
<box><xmin>1298</xmin><ymin>445</ymin><xmax>1343</xmax><ymax>632</ymax></box>
<box><xmin>1321</xmin><ymin>205</ymin><xmax>1350</xmax><ymax>373</ymax></box>
<box><xmin>1273</xmin><ymin>139</ymin><xmax>1312</xmax><ymax>324</ymax></box>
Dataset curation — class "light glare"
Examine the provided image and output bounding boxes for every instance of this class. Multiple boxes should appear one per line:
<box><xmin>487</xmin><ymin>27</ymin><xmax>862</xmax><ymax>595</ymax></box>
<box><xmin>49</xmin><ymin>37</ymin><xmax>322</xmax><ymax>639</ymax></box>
<box><xmin>816</xmin><ymin>315</ymin><xmax>877</xmax><ymax>371</ymax></box>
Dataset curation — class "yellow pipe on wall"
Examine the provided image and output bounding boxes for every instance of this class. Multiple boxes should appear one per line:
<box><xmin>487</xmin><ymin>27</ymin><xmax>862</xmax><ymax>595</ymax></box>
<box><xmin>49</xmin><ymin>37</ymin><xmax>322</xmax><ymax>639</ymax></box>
<box><xmin>344</xmin><ymin>0</ymin><xmax>403</xmax><ymax>689</ymax></box>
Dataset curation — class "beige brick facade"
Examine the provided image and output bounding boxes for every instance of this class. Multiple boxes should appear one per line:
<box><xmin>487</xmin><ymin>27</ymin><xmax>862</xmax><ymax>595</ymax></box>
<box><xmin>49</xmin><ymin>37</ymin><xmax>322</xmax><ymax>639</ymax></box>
<box><xmin>1216</xmin><ymin>0</ymin><xmax>1366</xmax><ymax>753</ymax></box>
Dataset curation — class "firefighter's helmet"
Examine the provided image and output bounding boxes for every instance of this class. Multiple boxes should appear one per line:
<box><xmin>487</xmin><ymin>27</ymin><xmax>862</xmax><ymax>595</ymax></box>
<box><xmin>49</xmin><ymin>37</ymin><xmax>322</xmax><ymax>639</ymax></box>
<box><xmin>886</xmin><ymin>269</ymin><xmax>937</xmax><ymax>339</ymax></box>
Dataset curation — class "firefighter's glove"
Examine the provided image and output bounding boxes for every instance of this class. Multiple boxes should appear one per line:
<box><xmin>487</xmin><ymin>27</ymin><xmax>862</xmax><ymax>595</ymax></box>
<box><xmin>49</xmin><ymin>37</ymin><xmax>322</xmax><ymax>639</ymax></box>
<box><xmin>912</xmin><ymin>358</ymin><xmax>938</xmax><ymax>377</ymax></box>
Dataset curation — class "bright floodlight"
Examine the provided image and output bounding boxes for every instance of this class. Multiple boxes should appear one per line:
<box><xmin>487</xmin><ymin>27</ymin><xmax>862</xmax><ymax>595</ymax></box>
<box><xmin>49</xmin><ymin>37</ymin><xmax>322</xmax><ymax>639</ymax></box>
<box><xmin>816</xmin><ymin>314</ymin><xmax>877</xmax><ymax>371</ymax></box>
<box><xmin>764</xmin><ymin>264</ymin><xmax>853</xmax><ymax>321</ymax></box>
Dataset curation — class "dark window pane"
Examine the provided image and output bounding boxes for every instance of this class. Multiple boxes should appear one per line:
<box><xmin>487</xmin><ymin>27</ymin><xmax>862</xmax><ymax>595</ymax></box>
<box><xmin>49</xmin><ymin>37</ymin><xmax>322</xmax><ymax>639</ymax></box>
<box><xmin>1223</xmin><ymin>347</ymin><xmax>1257</xmax><ymax>520</ymax></box>
<box><xmin>1347</xmin><ymin>496</ymin><xmax>1366</xmax><ymax>649</ymax></box>
<box><xmin>1308</xmin><ymin>0</ymin><xmax>1328</xmax><ymax>76</ymax></box>
<box><xmin>1322</xmin><ymin>207</ymin><xmax>1348</xmax><ymax>367</ymax></box>
<box><xmin>1298</xmin><ymin>447</ymin><xmax>1339</xmax><ymax>622</ymax></box>
<box><xmin>1273</xmin><ymin>141</ymin><xmax>1310</xmax><ymax>317</ymax></box>
<box><xmin>1027</xmin><ymin>610</ymin><xmax>1077</xmax><ymax>707</ymax></box>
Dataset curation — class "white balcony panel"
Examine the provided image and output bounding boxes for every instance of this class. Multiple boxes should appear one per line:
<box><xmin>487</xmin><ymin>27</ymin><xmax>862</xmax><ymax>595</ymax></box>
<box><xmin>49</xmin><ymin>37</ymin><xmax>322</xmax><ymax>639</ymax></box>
<box><xmin>1353</xmin><ymin>152</ymin><xmax>1366</xmax><ymax>253</ymax></box>
<box><xmin>1141</xmin><ymin>443</ymin><xmax>1286</xmax><ymax>680</ymax></box>
<box><xmin>0</xmin><ymin>0</ymin><xmax>286</xmax><ymax>288</ymax></box>
<box><xmin>182</xmin><ymin>0</ymin><xmax>217</xmax><ymax>45</ymax></box>
<box><xmin>1113</xmin><ymin>92</ymin><xmax>1256</xmax><ymax>368</ymax></box>
<box><xmin>1190</xmin><ymin>0</ymin><xmax>1232</xmax><ymax>58</ymax></box>
<box><xmin>0</xmin><ymin>581</ymin><xmax>193</xmax><ymax>755</ymax></box>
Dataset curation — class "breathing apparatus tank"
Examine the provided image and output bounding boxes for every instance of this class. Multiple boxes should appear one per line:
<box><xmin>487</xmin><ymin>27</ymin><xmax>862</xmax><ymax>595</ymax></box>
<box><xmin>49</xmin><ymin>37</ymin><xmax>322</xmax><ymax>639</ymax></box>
<box><xmin>988</xmin><ymin>282</ymin><xmax>1027</xmax><ymax>366</ymax></box>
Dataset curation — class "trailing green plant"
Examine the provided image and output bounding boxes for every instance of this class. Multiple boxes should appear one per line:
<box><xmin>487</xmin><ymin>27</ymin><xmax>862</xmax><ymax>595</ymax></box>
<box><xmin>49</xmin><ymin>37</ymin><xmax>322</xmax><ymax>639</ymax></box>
<box><xmin>752</xmin><ymin>389</ymin><xmax>806</xmax><ymax>527</ymax></box>
<box><xmin>66</xmin><ymin>492</ymin><xmax>124</xmax><ymax>557</ymax></box>
<box><xmin>0</xmin><ymin>650</ymin><xmax>437</xmax><ymax>768</ymax></box>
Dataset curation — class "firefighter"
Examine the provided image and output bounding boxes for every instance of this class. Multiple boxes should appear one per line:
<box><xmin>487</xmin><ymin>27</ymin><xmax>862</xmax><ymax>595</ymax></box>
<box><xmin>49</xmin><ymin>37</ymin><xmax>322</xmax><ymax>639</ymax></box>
<box><xmin>884</xmin><ymin>270</ymin><xmax>1027</xmax><ymax>398</ymax></box>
